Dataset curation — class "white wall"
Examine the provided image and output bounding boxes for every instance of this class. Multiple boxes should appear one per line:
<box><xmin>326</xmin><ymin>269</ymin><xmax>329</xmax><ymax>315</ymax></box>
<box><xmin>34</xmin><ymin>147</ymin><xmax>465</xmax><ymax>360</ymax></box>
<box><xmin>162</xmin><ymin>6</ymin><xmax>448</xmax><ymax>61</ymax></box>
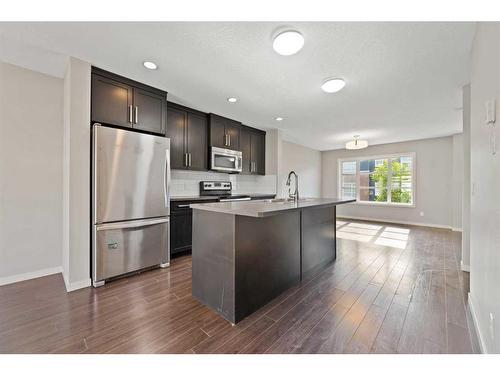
<box><xmin>0</xmin><ymin>62</ymin><xmax>63</xmax><ymax>284</ymax></box>
<box><xmin>62</xmin><ymin>57</ymin><xmax>91</xmax><ymax>290</ymax></box>
<box><xmin>278</xmin><ymin>141</ymin><xmax>322</xmax><ymax>198</ymax></box>
<box><xmin>468</xmin><ymin>22</ymin><xmax>500</xmax><ymax>354</ymax></box>
<box><xmin>462</xmin><ymin>84</ymin><xmax>471</xmax><ymax>270</ymax></box>
<box><xmin>452</xmin><ymin>133</ymin><xmax>464</xmax><ymax>231</ymax></box>
<box><xmin>321</xmin><ymin>136</ymin><xmax>455</xmax><ymax>228</ymax></box>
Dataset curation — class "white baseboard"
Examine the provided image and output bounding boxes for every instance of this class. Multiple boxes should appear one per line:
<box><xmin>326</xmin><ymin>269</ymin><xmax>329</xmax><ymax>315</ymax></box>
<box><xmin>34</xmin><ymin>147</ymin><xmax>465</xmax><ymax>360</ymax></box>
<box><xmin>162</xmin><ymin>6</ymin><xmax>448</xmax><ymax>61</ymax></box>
<box><xmin>468</xmin><ymin>292</ymin><xmax>487</xmax><ymax>353</ymax></box>
<box><xmin>461</xmin><ymin>260</ymin><xmax>470</xmax><ymax>272</ymax></box>
<box><xmin>337</xmin><ymin>215</ymin><xmax>452</xmax><ymax>230</ymax></box>
<box><xmin>452</xmin><ymin>227</ymin><xmax>463</xmax><ymax>232</ymax></box>
<box><xmin>0</xmin><ymin>266</ymin><xmax>62</xmax><ymax>286</ymax></box>
<box><xmin>63</xmin><ymin>277</ymin><xmax>91</xmax><ymax>292</ymax></box>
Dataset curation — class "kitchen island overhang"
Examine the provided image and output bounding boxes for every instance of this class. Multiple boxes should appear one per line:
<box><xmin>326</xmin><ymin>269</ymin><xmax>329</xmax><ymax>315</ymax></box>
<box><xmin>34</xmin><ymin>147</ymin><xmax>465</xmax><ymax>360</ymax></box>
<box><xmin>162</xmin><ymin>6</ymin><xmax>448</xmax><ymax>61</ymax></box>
<box><xmin>190</xmin><ymin>198</ymin><xmax>355</xmax><ymax>324</ymax></box>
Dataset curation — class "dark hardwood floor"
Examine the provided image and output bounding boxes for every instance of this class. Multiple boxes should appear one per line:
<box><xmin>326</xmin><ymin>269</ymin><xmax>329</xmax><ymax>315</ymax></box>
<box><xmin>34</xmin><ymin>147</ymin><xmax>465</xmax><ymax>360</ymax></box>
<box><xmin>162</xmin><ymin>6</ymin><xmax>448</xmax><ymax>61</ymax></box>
<box><xmin>0</xmin><ymin>220</ymin><xmax>479</xmax><ymax>354</ymax></box>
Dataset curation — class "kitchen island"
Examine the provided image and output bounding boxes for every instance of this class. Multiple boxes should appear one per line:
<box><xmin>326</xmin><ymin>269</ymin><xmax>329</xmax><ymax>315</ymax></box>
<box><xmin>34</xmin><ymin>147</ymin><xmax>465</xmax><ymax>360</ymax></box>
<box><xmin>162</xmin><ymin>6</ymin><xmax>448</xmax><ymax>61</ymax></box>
<box><xmin>190</xmin><ymin>198</ymin><xmax>355</xmax><ymax>324</ymax></box>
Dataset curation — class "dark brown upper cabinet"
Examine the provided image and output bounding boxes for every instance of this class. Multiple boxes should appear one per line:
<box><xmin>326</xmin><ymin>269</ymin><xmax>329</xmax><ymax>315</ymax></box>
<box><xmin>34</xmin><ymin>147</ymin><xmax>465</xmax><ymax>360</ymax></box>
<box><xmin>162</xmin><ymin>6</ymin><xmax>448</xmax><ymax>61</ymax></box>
<box><xmin>166</xmin><ymin>102</ymin><xmax>208</xmax><ymax>171</ymax></box>
<box><xmin>208</xmin><ymin>114</ymin><xmax>241</xmax><ymax>151</ymax></box>
<box><xmin>91</xmin><ymin>67</ymin><xmax>167</xmax><ymax>135</ymax></box>
<box><xmin>132</xmin><ymin>88</ymin><xmax>166</xmax><ymax>134</ymax></box>
<box><xmin>240</xmin><ymin>125</ymin><xmax>266</xmax><ymax>175</ymax></box>
<box><xmin>91</xmin><ymin>74</ymin><xmax>133</xmax><ymax>128</ymax></box>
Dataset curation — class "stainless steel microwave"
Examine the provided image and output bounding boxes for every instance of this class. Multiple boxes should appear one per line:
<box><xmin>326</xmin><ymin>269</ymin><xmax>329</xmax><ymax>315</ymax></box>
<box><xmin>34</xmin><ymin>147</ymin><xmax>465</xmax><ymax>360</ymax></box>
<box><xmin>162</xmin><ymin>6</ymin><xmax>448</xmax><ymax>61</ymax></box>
<box><xmin>210</xmin><ymin>147</ymin><xmax>242</xmax><ymax>173</ymax></box>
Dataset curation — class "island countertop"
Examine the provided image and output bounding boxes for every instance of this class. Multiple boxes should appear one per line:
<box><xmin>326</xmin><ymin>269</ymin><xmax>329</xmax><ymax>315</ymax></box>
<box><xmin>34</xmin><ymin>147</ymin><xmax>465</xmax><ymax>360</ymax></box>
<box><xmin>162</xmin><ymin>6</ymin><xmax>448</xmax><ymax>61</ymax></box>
<box><xmin>190</xmin><ymin>197</ymin><xmax>355</xmax><ymax>218</ymax></box>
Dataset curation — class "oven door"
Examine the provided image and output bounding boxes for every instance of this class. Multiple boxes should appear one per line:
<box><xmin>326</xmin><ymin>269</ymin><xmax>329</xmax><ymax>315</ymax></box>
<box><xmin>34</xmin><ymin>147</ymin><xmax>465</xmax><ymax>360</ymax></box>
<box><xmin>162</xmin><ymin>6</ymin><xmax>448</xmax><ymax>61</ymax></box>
<box><xmin>211</xmin><ymin>147</ymin><xmax>242</xmax><ymax>173</ymax></box>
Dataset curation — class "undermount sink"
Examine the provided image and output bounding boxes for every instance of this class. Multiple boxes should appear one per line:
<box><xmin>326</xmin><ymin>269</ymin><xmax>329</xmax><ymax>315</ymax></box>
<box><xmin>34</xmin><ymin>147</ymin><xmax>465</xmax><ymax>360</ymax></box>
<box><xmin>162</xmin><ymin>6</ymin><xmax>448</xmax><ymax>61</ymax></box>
<box><xmin>265</xmin><ymin>198</ymin><xmax>314</xmax><ymax>203</ymax></box>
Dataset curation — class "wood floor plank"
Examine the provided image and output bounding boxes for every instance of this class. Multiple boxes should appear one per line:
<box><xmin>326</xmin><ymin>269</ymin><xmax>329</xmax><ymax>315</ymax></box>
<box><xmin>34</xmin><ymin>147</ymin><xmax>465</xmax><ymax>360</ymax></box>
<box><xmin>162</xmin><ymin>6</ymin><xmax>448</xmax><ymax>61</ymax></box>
<box><xmin>317</xmin><ymin>283</ymin><xmax>382</xmax><ymax>353</ymax></box>
<box><xmin>265</xmin><ymin>288</ymin><xmax>344</xmax><ymax>354</ymax></box>
<box><xmin>371</xmin><ymin>301</ymin><xmax>409</xmax><ymax>353</ymax></box>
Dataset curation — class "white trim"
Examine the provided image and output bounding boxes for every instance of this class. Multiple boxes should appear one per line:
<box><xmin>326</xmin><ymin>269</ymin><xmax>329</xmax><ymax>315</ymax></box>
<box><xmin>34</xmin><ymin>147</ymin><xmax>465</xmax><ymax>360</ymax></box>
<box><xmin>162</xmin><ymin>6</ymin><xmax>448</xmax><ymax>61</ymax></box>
<box><xmin>349</xmin><ymin>201</ymin><xmax>415</xmax><ymax>208</ymax></box>
<box><xmin>0</xmin><ymin>266</ymin><xmax>62</xmax><ymax>286</ymax></box>
<box><xmin>338</xmin><ymin>152</ymin><xmax>416</xmax><ymax>208</ymax></box>
<box><xmin>63</xmin><ymin>277</ymin><xmax>91</xmax><ymax>292</ymax></box>
<box><xmin>461</xmin><ymin>260</ymin><xmax>470</xmax><ymax>272</ymax></box>
<box><xmin>452</xmin><ymin>227</ymin><xmax>463</xmax><ymax>232</ymax></box>
<box><xmin>337</xmin><ymin>215</ymin><xmax>452</xmax><ymax>230</ymax></box>
<box><xmin>468</xmin><ymin>292</ymin><xmax>487</xmax><ymax>354</ymax></box>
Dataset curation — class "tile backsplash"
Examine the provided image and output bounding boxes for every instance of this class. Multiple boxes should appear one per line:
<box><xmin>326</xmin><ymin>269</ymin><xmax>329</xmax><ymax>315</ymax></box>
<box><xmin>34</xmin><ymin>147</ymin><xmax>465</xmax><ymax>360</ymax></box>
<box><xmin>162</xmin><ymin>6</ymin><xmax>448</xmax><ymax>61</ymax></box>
<box><xmin>170</xmin><ymin>170</ymin><xmax>277</xmax><ymax>197</ymax></box>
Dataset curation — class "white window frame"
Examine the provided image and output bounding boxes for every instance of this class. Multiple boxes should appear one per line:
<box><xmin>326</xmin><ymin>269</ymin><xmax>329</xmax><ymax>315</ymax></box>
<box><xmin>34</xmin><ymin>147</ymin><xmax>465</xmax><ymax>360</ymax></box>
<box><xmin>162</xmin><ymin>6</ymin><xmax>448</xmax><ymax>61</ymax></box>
<box><xmin>337</xmin><ymin>152</ymin><xmax>416</xmax><ymax>208</ymax></box>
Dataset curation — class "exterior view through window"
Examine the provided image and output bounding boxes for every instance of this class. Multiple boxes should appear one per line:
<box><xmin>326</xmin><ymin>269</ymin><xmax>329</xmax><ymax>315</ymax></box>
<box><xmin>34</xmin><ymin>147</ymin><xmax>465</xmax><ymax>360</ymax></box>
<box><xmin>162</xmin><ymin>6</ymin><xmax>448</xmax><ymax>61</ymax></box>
<box><xmin>339</xmin><ymin>153</ymin><xmax>414</xmax><ymax>206</ymax></box>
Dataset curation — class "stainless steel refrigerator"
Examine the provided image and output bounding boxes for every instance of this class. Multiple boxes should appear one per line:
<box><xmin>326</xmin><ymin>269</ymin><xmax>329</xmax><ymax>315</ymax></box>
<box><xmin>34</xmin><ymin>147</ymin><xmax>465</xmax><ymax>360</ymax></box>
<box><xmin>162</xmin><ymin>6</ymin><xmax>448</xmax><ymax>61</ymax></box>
<box><xmin>92</xmin><ymin>124</ymin><xmax>171</xmax><ymax>287</ymax></box>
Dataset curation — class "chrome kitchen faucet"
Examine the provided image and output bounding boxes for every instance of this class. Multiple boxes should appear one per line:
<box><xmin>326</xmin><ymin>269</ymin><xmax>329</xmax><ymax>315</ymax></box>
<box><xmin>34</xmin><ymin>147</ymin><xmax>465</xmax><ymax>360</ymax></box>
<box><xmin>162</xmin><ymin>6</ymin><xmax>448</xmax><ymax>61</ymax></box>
<box><xmin>286</xmin><ymin>171</ymin><xmax>299</xmax><ymax>202</ymax></box>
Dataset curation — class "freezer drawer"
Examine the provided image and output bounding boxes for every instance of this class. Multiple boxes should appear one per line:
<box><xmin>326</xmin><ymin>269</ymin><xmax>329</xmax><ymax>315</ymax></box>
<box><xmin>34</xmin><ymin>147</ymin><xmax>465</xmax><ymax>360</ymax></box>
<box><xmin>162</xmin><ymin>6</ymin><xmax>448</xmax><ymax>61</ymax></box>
<box><xmin>93</xmin><ymin>217</ymin><xmax>169</xmax><ymax>283</ymax></box>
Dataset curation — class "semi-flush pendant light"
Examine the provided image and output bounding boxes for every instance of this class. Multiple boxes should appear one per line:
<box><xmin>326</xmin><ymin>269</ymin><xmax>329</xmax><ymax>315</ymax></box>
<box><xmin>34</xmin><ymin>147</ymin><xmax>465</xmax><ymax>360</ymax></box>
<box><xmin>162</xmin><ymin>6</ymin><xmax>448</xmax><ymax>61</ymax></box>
<box><xmin>346</xmin><ymin>135</ymin><xmax>368</xmax><ymax>150</ymax></box>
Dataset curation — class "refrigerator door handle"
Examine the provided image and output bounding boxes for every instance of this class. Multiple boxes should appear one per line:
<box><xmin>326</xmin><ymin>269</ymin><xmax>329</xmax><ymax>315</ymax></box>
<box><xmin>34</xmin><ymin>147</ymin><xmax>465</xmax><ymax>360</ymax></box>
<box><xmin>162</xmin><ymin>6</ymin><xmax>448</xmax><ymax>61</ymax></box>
<box><xmin>96</xmin><ymin>217</ymin><xmax>169</xmax><ymax>231</ymax></box>
<box><xmin>165</xmin><ymin>148</ymin><xmax>171</xmax><ymax>211</ymax></box>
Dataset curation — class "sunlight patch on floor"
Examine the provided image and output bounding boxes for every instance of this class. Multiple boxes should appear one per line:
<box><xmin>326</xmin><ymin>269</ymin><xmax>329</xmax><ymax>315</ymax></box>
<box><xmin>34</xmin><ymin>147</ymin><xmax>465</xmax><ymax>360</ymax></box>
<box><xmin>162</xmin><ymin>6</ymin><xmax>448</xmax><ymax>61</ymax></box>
<box><xmin>337</xmin><ymin>231</ymin><xmax>372</xmax><ymax>242</ymax></box>
<box><xmin>337</xmin><ymin>220</ymin><xmax>410</xmax><ymax>250</ymax></box>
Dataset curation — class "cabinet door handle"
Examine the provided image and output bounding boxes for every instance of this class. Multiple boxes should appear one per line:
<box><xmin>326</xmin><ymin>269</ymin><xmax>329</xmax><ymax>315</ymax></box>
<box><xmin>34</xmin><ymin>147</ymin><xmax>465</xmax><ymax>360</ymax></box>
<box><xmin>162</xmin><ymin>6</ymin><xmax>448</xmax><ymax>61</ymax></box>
<box><xmin>184</xmin><ymin>153</ymin><xmax>188</xmax><ymax>167</ymax></box>
<box><xmin>177</xmin><ymin>204</ymin><xmax>190</xmax><ymax>208</ymax></box>
<box><xmin>188</xmin><ymin>153</ymin><xmax>192</xmax><ymax>167</ymax></box>
<box><xmin>224</xmin><ymin>133</ymin><xmax>227</xmax><ymax>146</ymax></box>
<box><xmin>134</xmin><ymin>106</ymin><xmax>138</xmax><ymax>124</ymax></box>
<box><xmin>128</xmin><ymin>105</ymin><xmax>133</xmax><ymax>123</ymax></box>
<box><xmin>228</xmin><ymin>134</ymin><xmax>231</xmax><ymax>147</ymax></box>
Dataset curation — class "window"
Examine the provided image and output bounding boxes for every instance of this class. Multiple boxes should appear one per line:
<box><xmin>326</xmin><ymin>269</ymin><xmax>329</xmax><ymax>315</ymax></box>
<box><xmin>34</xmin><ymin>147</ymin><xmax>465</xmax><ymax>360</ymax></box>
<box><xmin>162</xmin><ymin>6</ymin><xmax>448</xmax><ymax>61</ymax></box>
<box><xmin>338</xmin><ymin>153</ymin><xmax>415</xmax><ymax>206</ymax></box>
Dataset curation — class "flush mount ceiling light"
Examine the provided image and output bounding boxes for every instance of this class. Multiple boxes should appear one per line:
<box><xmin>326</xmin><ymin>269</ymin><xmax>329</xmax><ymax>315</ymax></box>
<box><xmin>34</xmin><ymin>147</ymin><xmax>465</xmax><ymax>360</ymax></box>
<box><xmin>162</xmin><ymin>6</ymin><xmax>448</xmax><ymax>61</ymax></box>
<box><xmin>275</xmin><ymin>117</ymin><xmax>284</xmax><ymax>121</ymax></box>
<box><xmin>321</xmin><ymin>78</ymin><xmax>346</xmax><ymax>93</ymax></box>
<box><xmin>272</xmin><ymin>30</ymin><xmax>304</xmax><ymax>56</ymax></box>
<box><xmin>143</xmin><ymin>61</ymin><xmax>158</xmax><ymax>70</ymax></box>
<box><xmin>346</xmin><ymin>135</ymin><xmax>368</xmax><ymax>150</ymax></box>
<box><xmin>227</xmin><ymin>97</ymin><xmax>238</xmax><ymax>103</ymax></box>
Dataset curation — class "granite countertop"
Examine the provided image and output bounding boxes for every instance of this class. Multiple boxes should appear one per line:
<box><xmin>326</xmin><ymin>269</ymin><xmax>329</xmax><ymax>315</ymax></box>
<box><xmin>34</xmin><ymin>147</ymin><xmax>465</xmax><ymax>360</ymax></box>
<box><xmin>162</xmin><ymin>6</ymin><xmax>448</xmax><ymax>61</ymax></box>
<box><xmin>190</xmin><ymin>198</ymin><xmax>356</xmax><ymax>218</ymax></box>
<box><xmin>170</xmin><ymin>193</ymin><xmax>276</xmax><ymax>202</ymax></box>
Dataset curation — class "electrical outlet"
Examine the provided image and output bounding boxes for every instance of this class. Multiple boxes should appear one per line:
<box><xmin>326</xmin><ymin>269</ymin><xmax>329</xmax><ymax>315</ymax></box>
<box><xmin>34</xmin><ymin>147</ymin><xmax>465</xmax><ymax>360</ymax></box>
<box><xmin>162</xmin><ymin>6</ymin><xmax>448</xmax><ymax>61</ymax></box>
<box><xmin>420</xmin><ymin>211</ymin><xmax>424</xmax><ymax>217</ymax></box>
<box><xmin>486</xmin><ymin>99</ymin><xmax>496</xmax><ymax>125</ymax></box>
<box><xmin>490</xmin><ymin>313</ymin><xmax>495</xmax><ymax>342</ymax></box>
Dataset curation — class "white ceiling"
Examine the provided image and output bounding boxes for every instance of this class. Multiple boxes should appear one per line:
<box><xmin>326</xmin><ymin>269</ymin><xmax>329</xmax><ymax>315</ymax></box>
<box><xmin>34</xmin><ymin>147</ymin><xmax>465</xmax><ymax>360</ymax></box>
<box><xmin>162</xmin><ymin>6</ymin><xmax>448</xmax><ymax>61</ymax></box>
<box><xmin>0</xmin><ymin>22</ymin><xmax>475</xmax><ymax>150</ymax></box>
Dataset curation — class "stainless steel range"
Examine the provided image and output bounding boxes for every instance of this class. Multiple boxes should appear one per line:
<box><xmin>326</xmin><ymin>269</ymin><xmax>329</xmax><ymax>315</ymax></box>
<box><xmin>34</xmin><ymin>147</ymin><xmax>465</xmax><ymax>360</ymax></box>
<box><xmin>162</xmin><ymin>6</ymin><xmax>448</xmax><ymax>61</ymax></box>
<box><xmin>92</xmin><ymin>124</ymin><xmax>171</xmax><ymax>287</ymax></box>
<box><xmin>199</xmin><ymin>181</ymin><xmax>251</xmax><ymax>202</ymax></box>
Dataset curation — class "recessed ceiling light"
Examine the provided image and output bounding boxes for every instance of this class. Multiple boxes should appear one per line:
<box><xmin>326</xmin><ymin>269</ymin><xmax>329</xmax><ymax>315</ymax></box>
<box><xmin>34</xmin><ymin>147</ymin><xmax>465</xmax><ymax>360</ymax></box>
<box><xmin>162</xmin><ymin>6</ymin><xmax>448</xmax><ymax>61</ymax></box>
<box><xmin>143</xmin><ymin>61</ymin><xmax>158</xmax><ymax>70</ymax></box>
<box><xmin>346</xmin><ymin>135</ymin><xmax>368</xmax><ymax>150</ymax></box>
<box><xmin>321</xmin><ymin>78</ymin><xmax>346</xmax><ymax>93</ymax></box>
<box><xmin>275</xmin><ymin>117</ymin><xmax>283</xmax><ymax>121</ymax></box>
<box><xmin>272</xmin><ymin>30</ymin><xmax>304</xmax><ymax>56</ymax></box>
<box><xmin>227</xmin><ymin>97</ymin><xmax>238</xmax><ymax>103</ymax></box>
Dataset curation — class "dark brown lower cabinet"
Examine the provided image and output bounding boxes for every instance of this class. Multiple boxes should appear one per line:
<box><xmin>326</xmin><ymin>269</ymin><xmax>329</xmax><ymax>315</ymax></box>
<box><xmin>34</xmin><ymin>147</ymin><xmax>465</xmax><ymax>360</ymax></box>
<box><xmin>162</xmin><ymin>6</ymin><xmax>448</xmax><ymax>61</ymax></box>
<box><xmin>170</xmin><ymin>199</ymin><xmax>218</xmax><ymax>256</ymax></box>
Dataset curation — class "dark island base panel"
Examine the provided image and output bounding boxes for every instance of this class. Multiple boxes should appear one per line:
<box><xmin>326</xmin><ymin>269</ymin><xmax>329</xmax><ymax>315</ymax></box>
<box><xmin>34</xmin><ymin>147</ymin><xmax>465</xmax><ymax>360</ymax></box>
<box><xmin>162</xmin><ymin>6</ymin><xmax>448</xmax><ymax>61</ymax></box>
<box><xmin>191</xmin><ymin>207</ymin><xmax>337</xmax><ymax>324</ymax></box>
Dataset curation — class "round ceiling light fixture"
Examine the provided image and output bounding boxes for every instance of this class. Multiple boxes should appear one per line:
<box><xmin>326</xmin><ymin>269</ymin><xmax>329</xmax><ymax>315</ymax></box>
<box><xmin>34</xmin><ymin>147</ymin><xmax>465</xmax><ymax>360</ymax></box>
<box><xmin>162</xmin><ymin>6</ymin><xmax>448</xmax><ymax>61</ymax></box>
<box><xmin>346</xmin><ymin>135</ymin><xmax>368</xmax><ymax>150</ymax></box>
<box><xmin>321</xmin><ymin>78</ymin><xmax>346</xmax><ymax>93</ymax></box>
<box><xmin>272</xmin><ymin>30</ymin><xmax>304</xmax><ymax>56</ymax></box>
<box><xmin>143</xmin><ymin>61</ymin><xmax>158</xmax><ymax>70</ymax></box>
<box><xmin>275</xmin><ymin>117</ymin><xmax>284</xmax><ymax>121</ymax></box>
<box><xmin>227</xmin><ymin>97</ymin><xmax>238</xmax><ymax>103</ymax></box>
